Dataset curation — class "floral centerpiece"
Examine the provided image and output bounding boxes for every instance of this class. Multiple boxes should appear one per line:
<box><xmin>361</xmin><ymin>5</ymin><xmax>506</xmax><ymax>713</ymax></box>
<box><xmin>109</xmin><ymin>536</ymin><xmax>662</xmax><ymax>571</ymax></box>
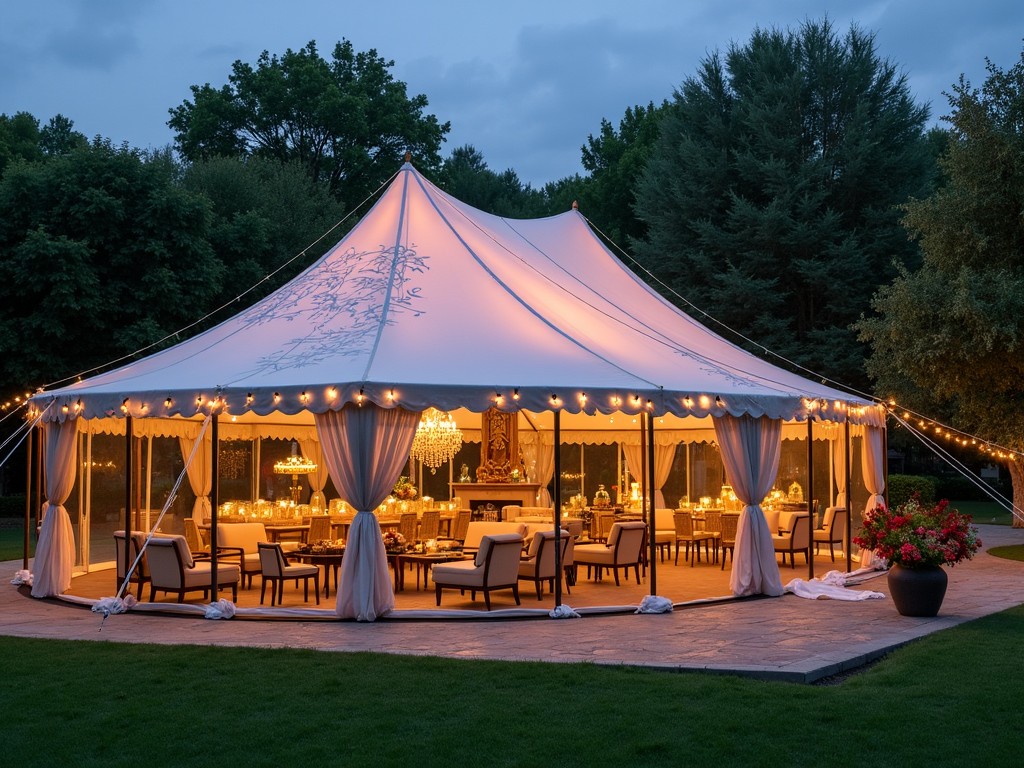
<box><xmin>393</xmin><ymin>476</ymin><xmax>418</xmax><ymax>501</ymax></box>
<box><xmin>382</xmin><ymin>530</ymin><xmax>407</xmax><ymax>553</ymax></box>
<box><xmin>855</xmin><ymin>494</ymin><xmax>982</xmax><ymax>617</ymax></box>
<box><xmin>854</xmin><ymin>495</ymin><xmax>981</xmax><ymax>568</ymax></box>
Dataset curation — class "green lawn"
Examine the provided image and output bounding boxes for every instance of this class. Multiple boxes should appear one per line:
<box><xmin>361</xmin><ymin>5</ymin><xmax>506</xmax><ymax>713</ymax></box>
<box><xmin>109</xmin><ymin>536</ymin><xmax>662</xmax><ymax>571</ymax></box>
<box><xmin>950</xmin><ymin>499</ymin><xmax>1016</xmax><ymax>526</ymax></box>
<box><xmin>2</xmin><ymin>604</ymin><xmax>1023</xmax><ymax>767</ymax></box>
<box><xmin>0</xmin><ymin>524</ymin><xmax>32</xmax><ymax>561</ymax></box>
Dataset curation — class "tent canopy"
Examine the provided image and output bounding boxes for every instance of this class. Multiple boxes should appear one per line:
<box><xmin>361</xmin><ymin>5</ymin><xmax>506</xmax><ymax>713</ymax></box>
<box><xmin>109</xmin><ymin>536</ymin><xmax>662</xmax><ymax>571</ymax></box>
<box><xmin>32</xmin><ymin>163</ymin><xmax>880</xmax><ymax>427</ymax></box>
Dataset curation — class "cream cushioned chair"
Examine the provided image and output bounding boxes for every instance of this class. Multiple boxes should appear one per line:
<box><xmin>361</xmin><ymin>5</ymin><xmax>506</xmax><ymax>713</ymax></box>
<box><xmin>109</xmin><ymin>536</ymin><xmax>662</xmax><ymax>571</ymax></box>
<box><xmin>814</xmin><ymin>507</ymin><xmax>848</xmax><ymax>561</ymax></box>
<box><xmin>462</xmin><ymin>521</ymin><xmax>528</xmax><ymax>552</ymax></box>
<box><xmin>145</xmin><ymin>535</ymin><xmax>240</xmax><ymax>603</ymax></box>
<box><xmin>257</xmin><ymin>542</ymin><xmax>320</xmax><ymax>606</ymax></box>
<box><xmin>432</xmin><ymin>533</ymin><xmax>524</xmax><ymax>610</ymax></box>
<box><xmin>517</xmin><ymin>528</ymin><xmax>572</xmax><ymax>600</ymax></box>
<box><xmin>217</xmin><ymin>522</ymin><xmax>298</xmax><ymax>588</ymax></box>
<box><xmin>772</xmin><ymin>512</ymin><xmax>811</xmax><ymax>567</ymax></box>
<box><xmin>573</xmin><ymin>521</ymin><xmax>646</xmax><ymax>585</ymax></box>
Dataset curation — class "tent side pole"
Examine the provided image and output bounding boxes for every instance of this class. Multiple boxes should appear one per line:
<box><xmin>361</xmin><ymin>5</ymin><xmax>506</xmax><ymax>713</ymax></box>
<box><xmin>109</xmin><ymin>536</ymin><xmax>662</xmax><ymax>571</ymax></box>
<box><xmin>807</xmin><ymin>419</ymin><xmax>814</xmax><ymax>580</ymax></box>
<box><xmin>647</xmin><ymin>411</ymin><xmax>657</xmax><ymax>595</ymax></box>
<box><xmin>882</xmin><ymin>420</ymin><xmax>890</xmax><ymax>511</ymax></box>
<box><xmin>23</xmin><ymin>426</ymin><xmax>32</xmax><ymax>570</ymax></box>
<box><xmin>553</xmin><ymin>410</ymin><xmax>562</xmax><ymax>607</ymax></box>
<box><xmin>122</xmin><ymin>415</ymin><xmax>133</xmax><ymax>594</ymax></box>
<box><xmin>211</xmin><ymin>414</ymin><xmax>220</xmax><ymax>602</ymax></box>
<box><xmin>845</xmin><ymin>419</ymin><xmax>852</xmax><ymax>573</ymax></box>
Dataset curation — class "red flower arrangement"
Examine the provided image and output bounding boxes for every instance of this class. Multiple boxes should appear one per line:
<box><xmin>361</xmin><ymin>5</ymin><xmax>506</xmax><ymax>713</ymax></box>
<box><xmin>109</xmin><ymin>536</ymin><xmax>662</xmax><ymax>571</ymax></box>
<box><xmin>854</xmin><ymin>494</ymin><xmax>981</xmax><ymax>568</ymax></box>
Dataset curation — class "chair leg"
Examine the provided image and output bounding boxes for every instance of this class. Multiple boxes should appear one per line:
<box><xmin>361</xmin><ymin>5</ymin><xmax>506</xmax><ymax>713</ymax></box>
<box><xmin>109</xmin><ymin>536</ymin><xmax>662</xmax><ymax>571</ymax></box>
<box><xmin>260</xmin><ymin>579</ymin><xmax>267</xmax><ymax>605</ymax></box>
<box><xmin>633</xmin><ymin>564</ymin><xmax>641</xmax><ymax>584</ymax></box>
<box><xmin>512</xmin><ymin>584</ymin><xmax>520</xmax><ymax>606</ymax></box>
<box><xmin>484</xmin><ymin>590</ymin><xmax>492</xmax><ymax>610</ymax></box>
<box><xmin>303</xmin><ymin>578</ymin><xmax>309</xmax><ymax>602</ymax></box>
<box><xmin>435</xmin><ymin>584</ymin><xmax>443</xmax><ymax>606</ymax></box>
<box><xmin>313</xmin><ymin>573</ymin><xmax>320</xmax><ymax>605</ymax></box>
<box><xmin>535</xmin><ymin>580</ymin><xmax>542</xmax><ymax>600</ymax></box>
<box><xmin>231</xmin><ymin>584</ymin><xmax>238</xmax><ymax>602</ymax></box>
<box><xmin>613</xmin><ymin>566</ymin><xmax>620</xmax><ymax>586</ymax></box>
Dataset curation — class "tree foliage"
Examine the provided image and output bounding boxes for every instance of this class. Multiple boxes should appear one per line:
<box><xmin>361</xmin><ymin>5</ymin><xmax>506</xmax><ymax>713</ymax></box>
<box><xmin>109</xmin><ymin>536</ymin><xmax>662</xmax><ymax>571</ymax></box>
<box><xmin>858</xmin><ymin>48</ymin><xmax>1024</xmax><ymax>522</ymax></box>
<box><xmin>437</xmin><ymin>145</ymin><xmax>546</xmax><ymax>217</ymax></box>
<box><xmin>634</xmin><ymin>18</ymin><xmax>935</xmax><ymax>388</ymax></box>
<box><xmin>577</xmin><ymin>101</ymin><xmax>669</xmax><ymax>247</ymax></box>
<box><xmin>168</xmin><ymin>40</ymin><xmax>450</xmax><ymax>210</ymax></box>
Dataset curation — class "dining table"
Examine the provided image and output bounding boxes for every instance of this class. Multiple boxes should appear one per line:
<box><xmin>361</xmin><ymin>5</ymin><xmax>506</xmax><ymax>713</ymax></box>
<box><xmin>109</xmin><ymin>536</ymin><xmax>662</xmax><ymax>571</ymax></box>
<box><xmin>288</xmin><ymin>549</ymin><xmax>345</xmax><ymax>598</ymax></box>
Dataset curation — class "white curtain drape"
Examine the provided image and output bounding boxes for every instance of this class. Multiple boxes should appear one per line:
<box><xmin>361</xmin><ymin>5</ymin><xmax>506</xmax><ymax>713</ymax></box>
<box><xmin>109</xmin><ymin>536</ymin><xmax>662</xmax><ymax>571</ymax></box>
<box><xmin>300</xmin><ymin>438</ymin><xmax>329</xmax><ymax>510</ymax></box>
<box><xmin>522</xmin><ymin>434</ymin><xmax>555</xmax><ymax>506</ymax></box>
<box><xmin>31</xmin><ymin>420</ymin><xmax>79</xmax><ymax>597</ymax></box>
<box><xmin>622</xmin><ymin>443</ymin><xmax>675</xmax><ymax>509</ymax></box>
<box><xmin>860</xmin><ymin>425</ymin><xmax>887</xmax><ymax>568</ymax></box>
<box><xmin>315</xmin><ymin>404</ymin><xmax>421</xmax><ymax>621</ymax></box>
<box><xmin>178</xmin><ymin>434</ymin><xmax>211</xmax><ymax>521</ymax></box>
<box><xmin>832</xmin><ymin>431</ymin><xmax>848</xmax><ymax>509</ymax></box>
<box><xmin>713</xmin><ymin>414</ymin><xmax>784</xmax><ymax>597</ymax></box>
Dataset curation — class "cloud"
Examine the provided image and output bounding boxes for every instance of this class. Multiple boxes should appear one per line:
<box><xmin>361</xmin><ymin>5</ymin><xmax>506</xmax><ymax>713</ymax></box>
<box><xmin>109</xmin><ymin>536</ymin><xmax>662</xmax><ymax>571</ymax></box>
<box><xmin>44</xmin><ymin>0</ymin><xmax>145</xmax><ymax>70</ymax></box>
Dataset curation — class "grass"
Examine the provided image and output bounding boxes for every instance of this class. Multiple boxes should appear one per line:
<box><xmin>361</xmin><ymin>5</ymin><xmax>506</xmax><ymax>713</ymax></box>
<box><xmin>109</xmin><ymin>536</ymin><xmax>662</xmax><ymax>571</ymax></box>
<box><xmin>952</xmin><ymin>499</ymin><xmax>1014</xmax><ymax>526</ymax></box>
<box><xmin>2</xmin><ymin>604</ymin><xmax>1024</xmax><ymax>767</ymax></box>
<box><xmin>0</xmin><ymin>523</ymin><xmax>33</xmax><ymax>561</ymax></box>
<box><xmin>987</xmin><ymin>545</ymin><xmax>1024</xmax><ymax>563</ymax></box>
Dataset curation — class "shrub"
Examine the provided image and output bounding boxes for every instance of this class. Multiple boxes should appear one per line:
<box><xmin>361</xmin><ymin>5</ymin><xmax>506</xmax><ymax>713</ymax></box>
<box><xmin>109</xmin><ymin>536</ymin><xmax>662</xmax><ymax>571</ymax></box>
<box><xmin>887</xmin><ymin>475</ymin><xmax>937</xmax><ymax>507</ymax></box>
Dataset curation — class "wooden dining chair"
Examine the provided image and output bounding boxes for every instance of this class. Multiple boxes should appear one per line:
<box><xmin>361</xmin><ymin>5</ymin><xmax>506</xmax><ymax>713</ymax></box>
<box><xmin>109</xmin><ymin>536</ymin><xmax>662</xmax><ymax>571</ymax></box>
<box><xmin>419</xmin><ymin>510</ymin><xmax>441</xmax><ymax>541</ymax></box>
<box><xmin>451</xmin><ymin>509</ymin><xmax>472</xmax><ymax>541</ymax></box>
<box><xmin>308</xmin><ymin>515</ymin><xmax>332</xmax><ymax>543</ymax></box>
<box><xmin>720</xmin><ymin>513</ymin><xmax>739</xmax><ymax>570</ymax></box>
<box><xmin>673</xmin><ymin>512</ymin><xmax>715</xmax><ymax>566</ymax></box>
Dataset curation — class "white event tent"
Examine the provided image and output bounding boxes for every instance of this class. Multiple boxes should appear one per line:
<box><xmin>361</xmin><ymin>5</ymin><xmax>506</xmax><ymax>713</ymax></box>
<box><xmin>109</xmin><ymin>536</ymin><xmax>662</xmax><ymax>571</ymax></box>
<box><xmin>28</xmin><ymin>162</ymin><xmax>885</xmax><ymax>620</ymax></box>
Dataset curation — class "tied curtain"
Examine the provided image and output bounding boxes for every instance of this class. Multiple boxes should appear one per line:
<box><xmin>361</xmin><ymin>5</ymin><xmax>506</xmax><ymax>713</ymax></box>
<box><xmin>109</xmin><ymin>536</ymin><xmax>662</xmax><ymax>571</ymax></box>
<box><xmin>860</xmin><ymin>425</ymin><xmax>887</xmax><ymax>568</ymax></box>
<box><xmin>31</xmin><ymin>420</ymin><xmax>79</xmax><ymax>597</ymax></box>
<box><xmin>315</xmin><ymin>404</ymin><xmax>421</xmax><ymax>621</ymax></box>
<box><xmin>622</xmin><ymin>444</ymin><xmax>675</xmax><ymax>510</ymax></box>
<box><xmin>521</xmin><ymin>434</ymin><xmax>555</xmax><ymax>506</ymax></box>
<box><xmin>178</xmin><ymin>433</ymin><xmax>211</xmax><ymax>522</ymax></box>
<box><xmin>299</xmin><ymin>439</ymin><xmax>330</xmax><ymax>510</ymax></box>
<box><xmin>832</xmin><ymin>430</ymin><xmax>848</xmax><ymax>509</ymax></box>
<box><xmin>713</xmin><ymin>414</ymin><xmax>784</xmax><ymax>597</ymax></box>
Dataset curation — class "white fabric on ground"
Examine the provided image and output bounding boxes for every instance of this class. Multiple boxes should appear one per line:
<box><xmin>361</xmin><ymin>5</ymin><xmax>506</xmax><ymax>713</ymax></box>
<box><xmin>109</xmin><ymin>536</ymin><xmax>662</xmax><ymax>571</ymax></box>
<box><xmin>636</xmin><ymin>595</ymin><xmax>673</xmax><ymax>614</ymax></box>
<box><xmin>91</xmin><ymin>594</ymin><xmax>138</xmax><ymax>616</ymax></box>
<box><xmin>11</xmin><ymin>569</ymin><xmax>33</xmax><ymax>586</ymax></box>
<box><xmin>549</xmin><ymin>604</ymin><xmax>581</xmax><ymax>619</ymax></box>
<box><xmin>784</xmin><ymin>572</ymin><xmax>885</xmax><ymax>601</ymax></box>
<box><xmin>205</xmin><ymin>599</ymin><xmax>236</xmax><ymax>619</ymax></box>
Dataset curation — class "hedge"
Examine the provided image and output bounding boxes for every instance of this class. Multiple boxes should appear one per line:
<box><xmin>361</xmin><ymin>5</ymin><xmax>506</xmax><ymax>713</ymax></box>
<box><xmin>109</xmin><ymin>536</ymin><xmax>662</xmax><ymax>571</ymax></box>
<box><xmin>887</xmin><ymin>474</ymin><xmax>937</xmax><ymax>507</ymax></box>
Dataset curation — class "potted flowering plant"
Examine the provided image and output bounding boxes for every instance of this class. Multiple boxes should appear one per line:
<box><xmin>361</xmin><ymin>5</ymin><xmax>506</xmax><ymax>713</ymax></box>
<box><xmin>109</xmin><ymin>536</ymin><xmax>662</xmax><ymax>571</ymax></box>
<box><xmin>854</xmin><ymin>494</ymin><xmax>981</xmax><ymax>616</ymax></box>
<box><xmin>392</xmin><ymin>476</ymin><xmax>418</xmax><ymax>501</ymax></box>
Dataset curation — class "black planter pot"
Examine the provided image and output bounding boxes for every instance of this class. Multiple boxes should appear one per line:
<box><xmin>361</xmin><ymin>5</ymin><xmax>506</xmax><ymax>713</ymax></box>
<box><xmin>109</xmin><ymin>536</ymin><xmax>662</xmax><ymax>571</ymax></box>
<box><xmin>887</xmin><ymin>564</ymin><xmax>948</xmax><ymax>617</ymax></box>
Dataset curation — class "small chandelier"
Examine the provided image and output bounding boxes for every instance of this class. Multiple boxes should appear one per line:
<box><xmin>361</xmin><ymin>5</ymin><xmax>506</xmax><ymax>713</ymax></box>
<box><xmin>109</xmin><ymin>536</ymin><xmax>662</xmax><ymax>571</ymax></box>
<box><xmin>410</xmin><ymin>408</ymin><xmax>463</xmax><ymax>474</ymax></box>
<box><xmin>273</xmin><ymin>443</ymin><xmax>318</xmax><ymax>505</ymax></box>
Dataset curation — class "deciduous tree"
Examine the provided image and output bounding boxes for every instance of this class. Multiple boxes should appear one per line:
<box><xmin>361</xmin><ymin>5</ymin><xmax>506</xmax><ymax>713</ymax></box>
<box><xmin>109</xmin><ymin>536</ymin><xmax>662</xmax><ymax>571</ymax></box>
<box><xmin>859</xmin><ymin>48</ymin><xmax>1024</xmax><ymax>525</ymax></box>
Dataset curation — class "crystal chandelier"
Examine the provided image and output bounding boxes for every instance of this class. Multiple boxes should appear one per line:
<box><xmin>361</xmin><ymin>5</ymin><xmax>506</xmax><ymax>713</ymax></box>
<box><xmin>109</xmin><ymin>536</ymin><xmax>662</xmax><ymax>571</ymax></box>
<box><xmin>273</xmin><ymin>443</ymin><xmax>318</xmax><ymax>504</ymax></box>
<box><xmin>410</xmin><ymin>408</ymin><xmax>463</xmax><ymax>474</ymax></box>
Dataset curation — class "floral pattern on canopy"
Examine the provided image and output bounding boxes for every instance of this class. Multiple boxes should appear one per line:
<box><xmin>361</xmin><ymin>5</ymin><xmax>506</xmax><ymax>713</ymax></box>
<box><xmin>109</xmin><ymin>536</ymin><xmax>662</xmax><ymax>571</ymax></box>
<box><xmin>713</xmin><ymin>413</ymin><xmax>784</xmax><ymax>597</ymax></box>
<box><xmin>314</xmin><ymin>404</ymin><xmax>421</xmax><ymax>621</ymax></box>
<box><xmin>31</xmin><ymin>420</ymin><xmax>78</xmax><ymax>597</ymax></box>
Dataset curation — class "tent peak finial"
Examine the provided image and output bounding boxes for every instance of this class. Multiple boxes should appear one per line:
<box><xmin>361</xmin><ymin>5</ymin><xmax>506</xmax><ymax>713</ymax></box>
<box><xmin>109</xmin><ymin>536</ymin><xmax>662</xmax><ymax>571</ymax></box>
<box><xmin>571</xmin><ymin>200</ymin><xmax>578</xmax><ymax>211</ymax></box>
<box><xmin>404</xmin><ymin>151</ymin><xmax>412</xmax><ymax>163</ymax></box>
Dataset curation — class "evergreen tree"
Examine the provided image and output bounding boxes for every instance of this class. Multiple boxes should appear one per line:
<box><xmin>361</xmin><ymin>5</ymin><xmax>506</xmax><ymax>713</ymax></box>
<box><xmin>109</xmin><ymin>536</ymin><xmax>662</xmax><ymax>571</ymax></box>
<box><xmin>634</xmin><ymin>18</ymin><xmax>935</xmax><ymax>388</ymax></box>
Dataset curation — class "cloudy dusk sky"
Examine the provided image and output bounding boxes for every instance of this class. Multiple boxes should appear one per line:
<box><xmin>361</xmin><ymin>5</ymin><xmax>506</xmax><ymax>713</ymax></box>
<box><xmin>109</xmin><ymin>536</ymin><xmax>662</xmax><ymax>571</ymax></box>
<box><xmin>2</xmin><ymin>1</ymin><xmax>1022</xmax><ymax>185</ymax></box>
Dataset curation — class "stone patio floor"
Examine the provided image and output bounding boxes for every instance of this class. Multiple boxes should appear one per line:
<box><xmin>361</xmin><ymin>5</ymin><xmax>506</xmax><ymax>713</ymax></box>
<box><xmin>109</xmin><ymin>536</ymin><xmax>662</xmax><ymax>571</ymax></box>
<box><xmin>3</xmin><ymin>523</ymin><xmax>1023</xmax><ymax>683</ymax></box>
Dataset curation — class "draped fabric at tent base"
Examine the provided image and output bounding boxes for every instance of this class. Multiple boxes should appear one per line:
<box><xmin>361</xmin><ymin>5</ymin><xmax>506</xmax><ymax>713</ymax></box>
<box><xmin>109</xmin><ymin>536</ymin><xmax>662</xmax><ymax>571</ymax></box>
<box><xmin>31</xmin><ymin>421</ymin><xmax>78</xmax><ymax>597</ymax></box>
<box><xmin>315</xmin><ymin>405</ymin><xmax>420</xmax><ymax>621</ymax></box>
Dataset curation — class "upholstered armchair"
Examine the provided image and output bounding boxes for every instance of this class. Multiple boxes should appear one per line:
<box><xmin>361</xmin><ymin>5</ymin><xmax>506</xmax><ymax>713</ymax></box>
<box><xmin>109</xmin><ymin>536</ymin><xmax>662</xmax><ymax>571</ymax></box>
<box><xmin>432</xmin><ymin>533</ymin><xmax>524</xmax><ymax>610</ymax></box>
<box><xmin>573</xmin><ymin>521</ymin><xmax>646</xmax><ymax>585</ymax></box>
<box><xmin>145</xmin><ymin>535</ymin><xmax>240</xmax><ymax>603</ymax></box>
<box><xmin>814</xmin><ymin>507</ymin><xmax>848</xmax><ymax>561</ymax></box>
<box><xmin>257</xmin><ymin>542</ymin><xmax>320</xmax><ymax>606</ymax></box>
<box><xmin>517</xmin><ymin>529</ymin><xmax>572</xmax><ymax>600</ymax></box>
<box><xmin>772</xmin><ymin>513</ymin><xmax>811</xmax><ymax>567</ymax></box>
<box><xmin>113</xmin><ymin>530</ymin><xmax>150</xmax><ymax>600</ymax></box>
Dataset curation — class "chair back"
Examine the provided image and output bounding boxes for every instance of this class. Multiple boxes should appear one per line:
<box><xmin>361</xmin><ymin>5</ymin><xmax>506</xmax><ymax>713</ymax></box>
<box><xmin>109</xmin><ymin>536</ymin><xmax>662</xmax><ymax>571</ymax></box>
<box><xmin>596</xmin><ymin>512</ymin><xmax>616</xmax><ymax>540</ymax></box>
<box><xmin>477</xmin><ymin>533</ymin><xmax>525</xmax><ymax>585</ymax></box>
<box><xmin>419</xmin><ymin>510</ymin><xmax>441</xmax><ymax>540</ymax></box>
<box><xmin>830</xmin><ymin>508</ymin><xmax>848</xmax><ymax>535</ymax></box>
<box><xmin>702</xmin><ymin>510</ymin><xmax>722</xmax><ymax>535</ymax></box>
<box><xmin>501</xmin><ymin>505</ymin><xmax>522</xmax><ymax>521</ymax></box>
<box><xmin>308</xmin><ymin>516</ymin><xmax>332</xmax><ymax>542</ymax></box>
<box><xmin>720</xmin><ymin>513</ymin><xmax>739</xmax><ymax>545</ymax></box>
<box><xmin>608</xmin><ymin>522</ymin><xmax>646</xmax><ymax>563</ymax></box>
<box><xmin>451</xmin><ymin>509</ymin><xmax>472</xmax><ymax>540</ymax></box>
<box><xmin>790</xmin><ymin>513</ymin><xmax>811</xmax><ymax>549</ymax></box>
<box><xmin>398</xmin><ymin>512</ymin><xmax>418</xmax><ymax>542</ymax></box>
<box><xmin>113</xmin><ymin>530</ymin><xmax>147</xmax><ymax>579</ymax></box>
<box><xmin>145</xmin><ymin>536</ymin><xmax>192</xmax><ymax>589</ymax></box>
<box><xmin>183</xmin><ymin>518</ymin><xmax>206</xmax><ymax>553</ymax></box>
<box><xmin>673</xmin><ymin>511</ymin><xmax>695</xmax><ymax>537</ymax></box>
<box><xmin>654</xmin><ymin>508</ymin><xmax>675</xmax><ymax>531</ymax></box>
<box><xmin>530</xmin><ymin>530</ymin><xmax>571</xmax><ymax>580</ymax></box>
<box><xmin>257</xmin><ymin>542</ymin><xmax>286</xmax><ymax>578</ymax></box>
